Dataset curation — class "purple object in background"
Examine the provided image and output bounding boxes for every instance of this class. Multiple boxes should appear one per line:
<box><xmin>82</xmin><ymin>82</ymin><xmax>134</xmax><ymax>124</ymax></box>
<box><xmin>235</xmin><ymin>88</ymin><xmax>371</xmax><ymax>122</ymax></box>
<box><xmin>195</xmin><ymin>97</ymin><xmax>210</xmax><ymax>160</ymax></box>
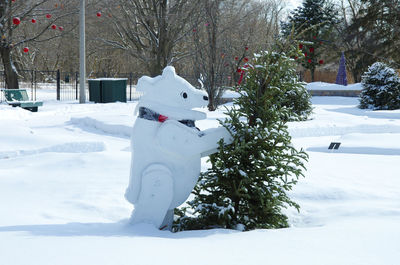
<box><xmin>336</xmin><ymin>52</ymin><xmax>348</xmax><ymax>86</ymax></box>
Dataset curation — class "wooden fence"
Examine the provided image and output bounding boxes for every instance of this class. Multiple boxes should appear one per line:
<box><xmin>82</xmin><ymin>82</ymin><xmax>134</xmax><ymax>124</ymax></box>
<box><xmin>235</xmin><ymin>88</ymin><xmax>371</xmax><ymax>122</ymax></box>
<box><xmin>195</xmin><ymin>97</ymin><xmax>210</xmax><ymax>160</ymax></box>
<box><xmin>301</xmin><ymin>70</ymin><xmax>355</xmax><ymax>84</ymax></box>
<box><xmin>302</xmin><ymin>69</ymin><xmax>400</xmax><ymax>84</ymax></box>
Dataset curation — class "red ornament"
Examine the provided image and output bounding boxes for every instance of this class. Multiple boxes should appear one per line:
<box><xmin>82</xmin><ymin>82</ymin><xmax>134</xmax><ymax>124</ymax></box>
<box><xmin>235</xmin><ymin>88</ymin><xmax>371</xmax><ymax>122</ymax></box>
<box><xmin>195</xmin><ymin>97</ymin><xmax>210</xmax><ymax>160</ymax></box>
<box><xmin>12</xmin><ymin>0</ymin><xmax>16</xmax><ymax>2</ymax></box>
<box><xmin>304</xmin><ymin>52</ymin><xmax>308</xmax><ymax>57</ymax></box>
<box><xmin>23</xmin><ymin>47</ymin><xmax>29</xmax><ymax>53</ymax></box>
<box><xmin>192</xmin><ymin>28</ymin><xmax>196</xmax><ymax>32</ymax></box>
<box><xmin>58</xmin><ymin>26</ymin><xmax>64</xmax><ymax>31</ymax></box>
<box><xmin>243</xmin><ymin>57</ymin><xmax>249</xmax><ymax>62</ymax></box>
<box><xmin>294</xmin><ymin>56</ymin><xmax>298</xmax><ymax>60</ymax></box>
<box><xmin>308</xmin><ymin>59</ymin><xmax>312</xmax><ymax>63</ymax></box>
<box><xmin>51</xmin><ymin>24</ymin><xmax>57</xmax><ymax>30</ymax></box>
<box><xmin>245</xmin><ymin>46</ymin><xmax>249</xmax><ymax>50</ymax></box>
<box><xmin>309</xmin><ymin>47</ymin><xmax>314</xmax><ymax>53</ymax></box>
<box><xmin>13</xmin><ymin>17</ymin><xmax>21</xmax><ymax>25</ymax></box>
<box><xmin>158</xmin><ymin>114</ymin><xmax>168</xmax><ymax>123</ymax></box>
<box><xmin>31</xmin><ymin>18</ymin><xmax>37</xmax><ymax>24</ymax></box>
<box><xmin>237</xmin><ymin>68</ymin><xmax>241</xmax><ymax>73</ymax></box>
<box><xmin>46</xmin><ymin>14</ymin><xmax>52</xmax><ymax>19</ymax></box>
<box><xmin>97</xmin><ymin>12</ymin><xmax>102</xmax><ymax>17</ymax></box>
<box><xmin>319</xmin><ymin>60</ymin><xmax>324</xmax><ymax>64</ymax></box>
<box><xmin>234</xmin><ymin>56</ymin><xmax>239</xmax><ymax>61</ymax></box>
<box><xmin>319</xmin><ymin>41</ymin><xmax>323</xmax><ymax>45</ymax></box>
<box><xmin>313</xmin><ymin>36</ymin><xmax>317</xmax><ymax>39</ymax></box>
<box><xmin>299</xmin><ymin>44</ymin><xmax>303</xmax><ymax>49</ymax></box>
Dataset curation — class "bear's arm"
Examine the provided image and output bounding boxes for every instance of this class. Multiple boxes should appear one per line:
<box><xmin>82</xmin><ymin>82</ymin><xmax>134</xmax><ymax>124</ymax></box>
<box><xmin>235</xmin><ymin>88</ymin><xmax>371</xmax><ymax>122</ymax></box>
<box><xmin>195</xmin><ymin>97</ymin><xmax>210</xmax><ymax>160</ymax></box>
<box><xmin>156</xmin><ymin>120</ymin><xmax>232</xmax><ymax>157</ymax></box>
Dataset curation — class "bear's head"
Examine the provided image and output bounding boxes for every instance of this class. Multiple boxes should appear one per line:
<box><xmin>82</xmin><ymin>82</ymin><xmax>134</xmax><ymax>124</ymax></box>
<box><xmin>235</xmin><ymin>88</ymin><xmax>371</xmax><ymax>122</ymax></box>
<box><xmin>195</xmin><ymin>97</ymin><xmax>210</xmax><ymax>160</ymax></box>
<box><xmin>136</xmin><ymin>66</ymin><xmax>208</xmax><ymax>121</ymax></box>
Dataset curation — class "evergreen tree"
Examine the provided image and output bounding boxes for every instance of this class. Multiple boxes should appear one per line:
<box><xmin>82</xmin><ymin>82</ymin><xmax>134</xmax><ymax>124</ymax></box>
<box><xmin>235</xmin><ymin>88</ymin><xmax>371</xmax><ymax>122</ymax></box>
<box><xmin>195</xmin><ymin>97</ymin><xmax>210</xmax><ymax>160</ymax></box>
<box><xmin>344</xmin><ymin>0</ymin><xmax>400</xmax><ymax>82</ymax></box>
<box><xmin>175</xmin><ymin>43</ymin><xmax>309</xmax><ymax>231</ymax></box>
<box><xmin>359</xmin><ymin>62</ymin><xmax>400</xmax><ymax>110</ymax></box>
<box><xmin>282</xmin><ymin>0</ymin><xmax>338</xmax><ymax>82</ymax></box>
<box><xmin>336</xmin><ymin>52</ymin><xmax>348</xmax><ymax>86</ymax></box>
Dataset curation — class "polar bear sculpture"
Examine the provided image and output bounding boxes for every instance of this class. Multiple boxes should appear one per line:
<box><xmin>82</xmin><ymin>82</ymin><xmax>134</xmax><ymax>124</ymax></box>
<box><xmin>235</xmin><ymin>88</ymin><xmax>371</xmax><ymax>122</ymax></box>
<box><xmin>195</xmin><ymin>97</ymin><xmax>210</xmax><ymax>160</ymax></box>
<box><xmin>125</xmin><ymin>66</ymin><xmax>232</xmax><ymax>230</ymax></box>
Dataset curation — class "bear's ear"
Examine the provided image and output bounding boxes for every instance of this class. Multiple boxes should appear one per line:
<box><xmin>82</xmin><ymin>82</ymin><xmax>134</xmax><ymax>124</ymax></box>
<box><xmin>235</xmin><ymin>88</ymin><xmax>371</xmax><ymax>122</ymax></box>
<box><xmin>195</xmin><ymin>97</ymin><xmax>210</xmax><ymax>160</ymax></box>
<box><xmin>162</xmin><ymin>66</ymin><xmax>176</xmax><ymax>80</ymax></box>
<box><xmin>136</xmin><ymin>76</ymin><xmax>153</xmax><ymax>93</ymax></box>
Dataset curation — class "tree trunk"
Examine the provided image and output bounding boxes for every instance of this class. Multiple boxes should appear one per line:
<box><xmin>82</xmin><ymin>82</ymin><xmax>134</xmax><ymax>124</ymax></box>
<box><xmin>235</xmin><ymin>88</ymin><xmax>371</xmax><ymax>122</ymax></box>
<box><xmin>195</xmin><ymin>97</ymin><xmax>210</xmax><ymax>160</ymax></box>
<box><xmin>0</xmin><ymin>47</ymin><xmax>19</xmax><ymax>89</ymax></box>
<box><xmin>206</xmin><ymin>0</ymin><xmax>219</xmax><ymax>111</ymax></box>
<box><xmin>148</xmin><ymin>58</ymin><xmax>163</xmax><ymax>77</ymax></box>
<box><xmin>310</xmin><ymin>68</ymin><xmax>315</xmax><ymax>82</ymax></box>
<box><xmin>208</xmin><ymin>96</ymin><xmax>216</xmax><ymax>111</ymax></box>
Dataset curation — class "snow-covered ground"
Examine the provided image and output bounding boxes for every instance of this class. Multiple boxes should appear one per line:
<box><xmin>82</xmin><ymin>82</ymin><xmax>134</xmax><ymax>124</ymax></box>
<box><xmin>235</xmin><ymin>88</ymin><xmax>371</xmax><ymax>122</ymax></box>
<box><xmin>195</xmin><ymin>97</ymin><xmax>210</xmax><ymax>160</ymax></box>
<box><xmin>307</xmin><ymin>82</ymin><xmax>362</xmax><ymax>91</ymax></box>
<box><xmin>0</xmin><ymin>89</ymin><xmax>399</xmax><ymax>265</ymax></box>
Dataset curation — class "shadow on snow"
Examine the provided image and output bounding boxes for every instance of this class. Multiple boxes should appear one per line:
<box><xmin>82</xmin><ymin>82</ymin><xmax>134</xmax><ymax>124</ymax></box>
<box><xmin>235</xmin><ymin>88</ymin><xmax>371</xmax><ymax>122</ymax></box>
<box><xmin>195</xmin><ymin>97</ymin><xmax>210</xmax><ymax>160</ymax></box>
<box><xmin>0</xmin><ymin>220</ymin><xmax>237</xmax><ymax>239</ymax></box>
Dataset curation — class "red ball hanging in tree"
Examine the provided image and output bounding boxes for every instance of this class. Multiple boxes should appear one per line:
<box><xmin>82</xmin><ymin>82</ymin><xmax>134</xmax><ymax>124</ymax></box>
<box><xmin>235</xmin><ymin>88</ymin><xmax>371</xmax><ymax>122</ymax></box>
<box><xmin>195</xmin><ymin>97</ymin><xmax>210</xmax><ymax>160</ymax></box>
<box><xmin>237</xmin><ymin>68</ymin><xmax>241</xmax><ymax>73</ymax></box>
<box><xmin>13</xmin><ymin>17</ymin><xmax>21</xmax><ymax>25</ymax></box>
<box><xmin>234</xmin><ymin>56</ymin><xmax>239</xmax><ymax>61</ymax></box>
<box><xmin>245</xmin><ymin>46</ymin><xmax>249</xmax><ymax>51</ymax></box>
<box><xmin>31</xmin><ymin>18</ymin><xmax>37</xmax><ymax>23</ymax></box>
<box><xmin>304</xmin><ymin>52</ymin><xmax>308</xmax><ymax>57</ymax></box>
<box><xmin>46</xmin><ymin>14</ymin><xmax>52</xmax><ymax>19</ymax></box>
<box><xmin>319</xmin><ymin>60</ymin><xmax>324</xmax><ymax>64</ymax></box>
<box><xmin>97</xmin><ymin>12</ymin><xmax>102</xmax><ymax>17</ymax></box>
<box><xmin>243</xmin><ymin>57</ymin><xmax>249</xmax><ymax>62</ymax></box>
<box><xmin>51</xmin><ymin>24</ymin><xmax>57</xmax><ymax>30</ymax></box>
<box><xmin>308</xmin><ymin>59</ymin><xmax>312</xmax><ymax>63</ymax></box>
<box><xmin>309</xmin><ymin>47</ymin><xmax>314</xmax><ymax>53</ymax></box>
<box><xmin>299</xmin><ymin>44</ymin><xmax>303</xmax><ymax>49</ymax></box>
<box><xmin>23</xmin><ymin>47</ymin><xmax>29</xmax><ymax>53</ymax></box>
<box><xmin>58</xmin><ymin>26</ymin><xmax>64</xmax><ymax>31</ymax></box>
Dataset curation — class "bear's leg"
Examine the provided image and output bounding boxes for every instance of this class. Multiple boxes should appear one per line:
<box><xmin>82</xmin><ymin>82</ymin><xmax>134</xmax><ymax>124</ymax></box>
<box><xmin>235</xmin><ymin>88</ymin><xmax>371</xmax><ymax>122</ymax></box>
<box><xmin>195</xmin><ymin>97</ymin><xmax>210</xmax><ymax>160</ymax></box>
<box><xmin>130</xmin><ymin>165</ymin><xmax>173</xmax><ymax>229</ymax></box>
<box><xmin>159</xmin><ymin>209</ymin><xmax>174</xmax><ymax>231</ymax></box>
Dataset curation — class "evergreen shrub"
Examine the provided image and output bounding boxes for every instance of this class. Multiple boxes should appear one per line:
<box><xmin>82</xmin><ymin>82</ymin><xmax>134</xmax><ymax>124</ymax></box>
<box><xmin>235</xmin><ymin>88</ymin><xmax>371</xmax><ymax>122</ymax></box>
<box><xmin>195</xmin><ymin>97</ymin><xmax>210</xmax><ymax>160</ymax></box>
<box><xmin>359</xmin><ymin>62</ymin><xmax>400</xmax><ymax>110</ymax></box>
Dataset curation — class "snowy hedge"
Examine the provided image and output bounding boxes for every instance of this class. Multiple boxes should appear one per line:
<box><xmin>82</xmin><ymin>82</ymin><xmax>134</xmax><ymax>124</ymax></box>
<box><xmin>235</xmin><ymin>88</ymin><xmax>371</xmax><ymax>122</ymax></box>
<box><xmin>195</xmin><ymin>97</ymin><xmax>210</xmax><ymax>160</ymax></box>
<box><xmin>359</xmin><ymin>62</ymin><xmax>400</xmax><ymax>110</ymax></box>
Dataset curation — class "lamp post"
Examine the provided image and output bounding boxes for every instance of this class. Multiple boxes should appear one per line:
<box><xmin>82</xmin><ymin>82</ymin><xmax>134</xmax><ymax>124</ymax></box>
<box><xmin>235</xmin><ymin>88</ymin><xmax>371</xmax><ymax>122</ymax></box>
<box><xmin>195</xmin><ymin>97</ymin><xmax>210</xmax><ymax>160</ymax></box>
<box><xmin>79</xmin><ymin>0</ymin><xmax>86</xmax><ymax>103</ymax></box>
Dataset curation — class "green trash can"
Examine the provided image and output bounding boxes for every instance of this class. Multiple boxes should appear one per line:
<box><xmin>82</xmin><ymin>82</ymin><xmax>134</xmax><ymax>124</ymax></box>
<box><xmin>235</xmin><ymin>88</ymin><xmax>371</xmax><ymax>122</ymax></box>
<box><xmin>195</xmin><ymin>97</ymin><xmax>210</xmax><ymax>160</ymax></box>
<box><xmin>88</xmin><ymin>78</ymin><xmax>127</xmax><ymax>103</ymax></box>
<box><xmin>88</xmin><ymin>79</ymin><xmax>102</xmax><ymax>103</ymax></box>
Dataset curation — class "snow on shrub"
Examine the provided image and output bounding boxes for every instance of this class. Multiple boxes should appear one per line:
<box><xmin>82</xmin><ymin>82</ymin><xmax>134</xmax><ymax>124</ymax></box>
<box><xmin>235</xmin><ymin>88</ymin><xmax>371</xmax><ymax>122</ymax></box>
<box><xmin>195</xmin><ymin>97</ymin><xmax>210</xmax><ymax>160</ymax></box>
<box><xmin>359</xmin><ymin>62</ymin><xmax>400</xmax><ymax>110</ymax></box>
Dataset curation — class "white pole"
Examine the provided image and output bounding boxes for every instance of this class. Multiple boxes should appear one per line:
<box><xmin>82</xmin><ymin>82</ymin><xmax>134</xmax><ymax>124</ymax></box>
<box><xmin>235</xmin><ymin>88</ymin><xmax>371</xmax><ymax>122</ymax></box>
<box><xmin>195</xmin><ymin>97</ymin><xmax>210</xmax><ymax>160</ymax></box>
<box><xmin>79</xmin><ymin>0</ymin><xmax>86</xmax><ymax>103</ymax></box>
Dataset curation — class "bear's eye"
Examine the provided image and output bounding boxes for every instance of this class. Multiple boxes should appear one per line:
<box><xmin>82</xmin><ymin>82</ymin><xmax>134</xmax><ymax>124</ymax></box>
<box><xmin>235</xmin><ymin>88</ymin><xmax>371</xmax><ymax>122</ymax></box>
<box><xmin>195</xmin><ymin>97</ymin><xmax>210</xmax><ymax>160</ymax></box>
<box><xmin>181</xmin><ymin>92</ymin><xmax>188</xmax><ymax>99</ymax></box>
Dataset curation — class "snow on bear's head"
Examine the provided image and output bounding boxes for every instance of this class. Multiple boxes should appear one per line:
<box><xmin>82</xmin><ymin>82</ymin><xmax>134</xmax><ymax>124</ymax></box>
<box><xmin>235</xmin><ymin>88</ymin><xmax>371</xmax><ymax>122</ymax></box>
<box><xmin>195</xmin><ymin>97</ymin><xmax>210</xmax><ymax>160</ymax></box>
<box><xmin>136</xmin><ymin>66</ymin><xmax>208</xmax><ymax>120</ymax></box>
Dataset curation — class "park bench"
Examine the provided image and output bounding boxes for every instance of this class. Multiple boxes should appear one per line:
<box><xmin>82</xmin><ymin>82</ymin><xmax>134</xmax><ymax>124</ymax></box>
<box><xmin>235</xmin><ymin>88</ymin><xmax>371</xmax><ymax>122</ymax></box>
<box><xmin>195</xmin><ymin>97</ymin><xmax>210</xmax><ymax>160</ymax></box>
<box><xmin>2</xmin><ymin>89</ymin><xmax>43</xmax><ymax>112</ymax></box>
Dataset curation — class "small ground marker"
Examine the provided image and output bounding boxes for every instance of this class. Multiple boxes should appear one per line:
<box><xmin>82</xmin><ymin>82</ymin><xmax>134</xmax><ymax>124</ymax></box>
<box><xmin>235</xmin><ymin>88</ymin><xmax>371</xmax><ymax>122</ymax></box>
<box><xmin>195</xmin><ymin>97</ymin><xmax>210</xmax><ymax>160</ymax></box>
<box><xmin>328</xmin><ymin>142</ymin><xmax>341</xmax><ymax>150</ymax></box>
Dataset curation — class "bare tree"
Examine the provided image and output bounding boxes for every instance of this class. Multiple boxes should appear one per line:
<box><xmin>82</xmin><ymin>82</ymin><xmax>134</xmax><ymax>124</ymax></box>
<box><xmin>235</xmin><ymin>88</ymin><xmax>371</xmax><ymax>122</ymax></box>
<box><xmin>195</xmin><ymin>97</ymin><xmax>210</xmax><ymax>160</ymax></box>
<box><xmin>0</xmin><ymin>0</ymin><xmax>77</xmax><ymax>89</ymax></box>
<box><xmin>191</xmin><ymin>0</ymin><xmax>284</xmax><ymax>110</ymax></box>
<box><xmin>95</xmin><ymin>0</ymin><xmax>200</xmax><ymax>77</ymax></box>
